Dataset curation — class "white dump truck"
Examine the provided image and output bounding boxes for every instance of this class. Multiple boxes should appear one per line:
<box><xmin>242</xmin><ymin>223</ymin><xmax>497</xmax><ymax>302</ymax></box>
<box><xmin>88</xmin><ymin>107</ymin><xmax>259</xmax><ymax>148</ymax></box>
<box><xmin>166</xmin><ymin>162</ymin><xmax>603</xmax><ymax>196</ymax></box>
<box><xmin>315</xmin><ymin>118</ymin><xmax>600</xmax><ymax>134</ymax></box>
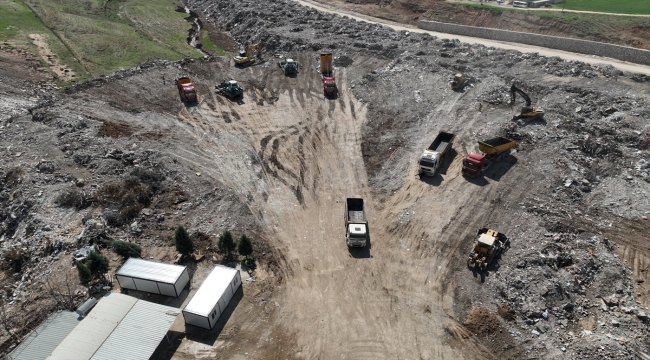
<box><xmin>418</xmin><ymin>131</ymin><xmax>455</xmax><ymax>176</ymax></box>
<box><xmin>345</xmin><ymin>198</ymin><xmax>368</xmax><ymax>247</ymax></box>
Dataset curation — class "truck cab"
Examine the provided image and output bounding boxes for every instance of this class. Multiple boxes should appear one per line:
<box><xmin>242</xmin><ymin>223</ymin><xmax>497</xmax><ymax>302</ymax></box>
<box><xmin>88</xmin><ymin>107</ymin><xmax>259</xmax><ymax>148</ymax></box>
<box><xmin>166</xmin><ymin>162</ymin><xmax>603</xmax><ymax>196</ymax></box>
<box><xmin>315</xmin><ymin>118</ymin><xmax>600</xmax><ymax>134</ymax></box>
<box><xmin>418</xmin><ymin>150</ymin><xmax>441</xmax><ymax>176</ymax></box>
<box><xmin>323</xmin><ymin>76</ymin><xmax>337</xmax><ymax>96</ymax></box>
<box><xmin>347</xmin><ymin>223</ymin><xmax>368</xmax><ymax>247</ymax></box>
<box><xmin>462</xmin><ymin>152</ymin><xmax>485</xmax><ymax>177</ymax></box>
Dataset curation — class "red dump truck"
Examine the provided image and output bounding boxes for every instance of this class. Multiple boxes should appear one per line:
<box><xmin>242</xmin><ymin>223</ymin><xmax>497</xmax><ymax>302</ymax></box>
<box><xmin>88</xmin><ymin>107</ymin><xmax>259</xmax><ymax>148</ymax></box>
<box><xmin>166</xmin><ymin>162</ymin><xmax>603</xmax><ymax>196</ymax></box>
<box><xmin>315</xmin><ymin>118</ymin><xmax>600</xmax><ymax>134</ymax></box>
<box><xmin>462</xmin><ymin>137</ymin><xmax>517</xmax><ymax>177</ymax></box>
<box><xmin>176</xmin><ymin>76</ymin><xmax>197</xmax><ymax>103</ymax></box>
<box><xmin>320</xmin><ymin>53</ymin><xmax>337</xmax><ymax>97</ymax></box>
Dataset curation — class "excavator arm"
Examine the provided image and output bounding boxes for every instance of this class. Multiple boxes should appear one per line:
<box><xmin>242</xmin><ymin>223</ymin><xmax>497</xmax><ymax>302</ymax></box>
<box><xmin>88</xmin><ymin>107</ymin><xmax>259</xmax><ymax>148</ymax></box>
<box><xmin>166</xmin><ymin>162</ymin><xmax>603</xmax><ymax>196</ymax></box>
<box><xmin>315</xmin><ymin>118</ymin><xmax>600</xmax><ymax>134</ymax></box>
<box><xmin>244</xmin><ymin>41</ymin><xmax>263</xmax><ymax>58</ymax></box>
<box><xmin>510</xmin><ymin>84</ymin><xmax>532</xmax><ymax>107</ymax></box>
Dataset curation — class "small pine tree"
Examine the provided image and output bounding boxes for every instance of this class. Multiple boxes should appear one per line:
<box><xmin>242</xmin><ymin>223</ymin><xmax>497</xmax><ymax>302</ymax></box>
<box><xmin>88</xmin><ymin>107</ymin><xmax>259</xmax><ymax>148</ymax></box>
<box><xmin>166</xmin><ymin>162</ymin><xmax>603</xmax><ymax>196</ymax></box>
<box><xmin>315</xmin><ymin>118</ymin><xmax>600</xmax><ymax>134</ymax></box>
<box><xmin>86</xmin><ymin>251</ymin><xmax>109</xmax><ymax>280</ymax></box>
<box><xmin>112</xmin><ymin>241</ymin><xmax>142</xmax><ymax>259</ymax></box>
<box><xmin>76</xmin><ymin>262</ymin><xmax>93</xmax><ymax>285</ymax></box>
<box><xmin>174</xmin><ymin>225</ymin><xmax>194</xmax><ymax>256</ymax></box>
<box><xmin>238</xmin><ymin>234</ymin><xmax>253</xmax><ymax>259</ymax></box>
<box><xmin>218</xmin><ymin>230</ymin><xmax>236</xmax><ymax>258</ymax></box>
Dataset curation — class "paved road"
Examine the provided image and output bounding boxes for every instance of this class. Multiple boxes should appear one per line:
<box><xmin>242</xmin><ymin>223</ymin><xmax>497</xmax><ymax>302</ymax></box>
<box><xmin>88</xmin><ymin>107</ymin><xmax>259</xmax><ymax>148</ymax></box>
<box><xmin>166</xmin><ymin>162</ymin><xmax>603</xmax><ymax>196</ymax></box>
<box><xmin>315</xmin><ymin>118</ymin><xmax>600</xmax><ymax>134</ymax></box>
<box><xmin>294</xmin><ymin>0</ymin><xmax>650</xmax><ymax>75</ymax></box>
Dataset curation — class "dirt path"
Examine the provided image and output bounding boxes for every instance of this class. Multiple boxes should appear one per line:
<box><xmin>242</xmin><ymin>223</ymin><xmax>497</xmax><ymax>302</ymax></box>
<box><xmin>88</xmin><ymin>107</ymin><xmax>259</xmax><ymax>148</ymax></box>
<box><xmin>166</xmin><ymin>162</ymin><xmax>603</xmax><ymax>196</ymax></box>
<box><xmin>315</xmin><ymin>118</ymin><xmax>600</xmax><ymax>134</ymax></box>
<box><xmin>293</xmin><ymin>0</ymin><xmax>650</xmax><ymax>75</ymax></box>
<box><xmin>28</xmin><ymin>34</ymin><xmax>75</xmax><ymax>81</ymax></box>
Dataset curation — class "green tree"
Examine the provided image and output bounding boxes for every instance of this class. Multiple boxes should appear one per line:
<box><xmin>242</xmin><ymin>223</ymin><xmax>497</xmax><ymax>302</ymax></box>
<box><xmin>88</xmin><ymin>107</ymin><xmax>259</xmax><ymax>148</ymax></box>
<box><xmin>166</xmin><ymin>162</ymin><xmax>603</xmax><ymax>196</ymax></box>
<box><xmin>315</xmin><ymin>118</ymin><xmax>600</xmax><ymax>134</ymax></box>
<box><xmin>76</xmin><ymin>262</ymin><xmax>93</xmax><ymax>285</ymax></box>
<box><xmin>218</xmin><ymin>230</ymin><xmax>236</xmax><ymax>258</ymax></box>
<box><xmin>112</xmin><ymin>241</ymin><xmax>142</xmax><ymax>259</ymax></box>
<box><xmin>174</xmin><ymin>225</ymin><xmax>194</xmax><ymax>256</ymax></box>
<box><xmin>86</xmin><ymin>251</ymin><xmax>109</xmax><ymax>280</ymax></box>
<box><xmin>238</xmin><ymin>234</ymin><xmax>253</xmax><ymax>259</ymax></box>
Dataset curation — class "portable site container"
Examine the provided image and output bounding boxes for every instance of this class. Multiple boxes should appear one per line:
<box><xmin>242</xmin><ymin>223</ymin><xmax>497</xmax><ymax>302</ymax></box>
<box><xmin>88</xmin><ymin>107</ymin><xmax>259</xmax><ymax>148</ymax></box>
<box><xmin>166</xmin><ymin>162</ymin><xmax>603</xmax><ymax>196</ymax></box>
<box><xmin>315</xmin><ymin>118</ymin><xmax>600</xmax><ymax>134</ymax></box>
<box><xmin>115</xmin><ymin>258</ymin><xmax>189</xmax><ymax>297</ymax></box>
<box><xmin>182</xmin><ymin>265</ymin><xmax>242</xmax><ymax>330</ymax></box>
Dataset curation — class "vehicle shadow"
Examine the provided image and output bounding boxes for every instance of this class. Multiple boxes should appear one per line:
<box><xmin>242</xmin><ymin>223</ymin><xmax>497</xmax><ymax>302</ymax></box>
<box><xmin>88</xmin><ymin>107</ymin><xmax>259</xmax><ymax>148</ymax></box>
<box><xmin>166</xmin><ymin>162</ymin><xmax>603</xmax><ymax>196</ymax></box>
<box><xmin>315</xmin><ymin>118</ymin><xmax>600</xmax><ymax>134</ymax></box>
<box><xmin>235</xmin><ymin>59</ymin><xmax>266</xmax><ymax>68</ymax></box>
<box><xmin>348</xmin><ymin>227</ymin><xmax>372</xmax><ymax>259</ymax></box>
<box><xmin>418</xmin><ymin>148</ymin><xmax>457</xmax><ymax>187</ymax></box>
<box><xmin>511</xmin><ymin>114</ymin><xmax>547</xmax><ymax>126</ymax></box>
<box><xmin>484</xmin><ymin>154</ymin><xmax>518</xmax><ymax>181</ymax></box>
<box><xmin>219</xmin><ymin>95</ymin><xmax>245</xmax><ymax>105</ymax></box>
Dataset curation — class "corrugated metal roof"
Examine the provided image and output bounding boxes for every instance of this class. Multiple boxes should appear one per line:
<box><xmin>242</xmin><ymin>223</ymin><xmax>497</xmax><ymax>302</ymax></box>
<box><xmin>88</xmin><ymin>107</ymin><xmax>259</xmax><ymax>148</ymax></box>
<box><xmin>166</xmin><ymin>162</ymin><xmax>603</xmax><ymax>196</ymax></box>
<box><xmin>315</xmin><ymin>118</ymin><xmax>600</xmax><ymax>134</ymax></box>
<box><xmin>183</xmin><ymin>265</ymin><xmax>239</xmax><ymax>317</ymax></box>
<box><xmin>47</xmin><ymin>293</ymin><xmax>137</xmax><ymax>360</ymax></box>
<box><xmin>90</xmin><ymin>300</ymin><xmax>180</xmax><ymax>360</ymax></box>
<box><xmin>8</xmin><ymin>311</ymin><xmax>80</xmax><ymax>360</ymax></box>
<box><xmin>116</xmin><ymin>258</ymin><xmax>187</xmax><ymax>284</ymax></box>
<box><xmin>46</xmin><ymin>293</ymin><xmax>180</xmax><ymax>360</ymax></box>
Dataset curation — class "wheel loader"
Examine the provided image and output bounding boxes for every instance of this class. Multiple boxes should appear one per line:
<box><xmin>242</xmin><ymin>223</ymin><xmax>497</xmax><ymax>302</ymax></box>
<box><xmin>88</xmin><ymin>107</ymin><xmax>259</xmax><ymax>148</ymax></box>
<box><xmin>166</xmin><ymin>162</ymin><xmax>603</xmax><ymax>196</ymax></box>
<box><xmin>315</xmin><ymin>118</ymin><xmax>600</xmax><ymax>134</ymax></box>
<box><xmin>216</xmin><ymin>79</ymin><xmax>243</xmax><ymax>99</ymax></box>
<box><xmin>467</xmin><ymin>228</ymin><xmax>508</xmax><ymax>271</ymax></box>
<box><xmin>451</xmin><ymin>73</ymin><xmax>471</xmax><ymax>90</ymax></box>
<box><xmin>278</xmin><ymin>58</ymin><xmax>298</xmax><ymax>75</ymax></box>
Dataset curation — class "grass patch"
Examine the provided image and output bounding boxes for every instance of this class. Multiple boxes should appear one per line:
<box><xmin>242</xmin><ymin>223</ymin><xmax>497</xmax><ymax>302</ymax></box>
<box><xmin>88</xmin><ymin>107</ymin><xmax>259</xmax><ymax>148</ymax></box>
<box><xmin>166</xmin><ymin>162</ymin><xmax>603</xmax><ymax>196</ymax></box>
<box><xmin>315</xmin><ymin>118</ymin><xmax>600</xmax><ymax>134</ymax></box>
<box><xmin>200</xmin><ymin>29</ymin><xmax>227</xmax><ymax>56</ymax></box>
<box><xmin>553</xmin><ymin>0</ymin><xmax>650</xmax><ymax>15</ymax></box>
<box><xmin>378</xmin><ymin>7</ymin><xmax>390</xmax><ymax>13</ymax></box>
<box><xmin>13</xmin><ymin>0</ymin><xmax>202</xmax><ymax>80</ymax></box>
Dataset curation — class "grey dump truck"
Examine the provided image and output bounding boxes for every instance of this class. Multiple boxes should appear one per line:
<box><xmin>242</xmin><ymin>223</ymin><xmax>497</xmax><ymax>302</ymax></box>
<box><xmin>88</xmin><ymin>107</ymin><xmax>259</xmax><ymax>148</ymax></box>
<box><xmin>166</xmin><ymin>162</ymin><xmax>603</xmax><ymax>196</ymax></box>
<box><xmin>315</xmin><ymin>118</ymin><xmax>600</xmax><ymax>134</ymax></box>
<box><xmin>345</xmin><ymin>198</ymin><xmax>368</xmax><ymax>247</ymax></box>
<box><xmin>418</xmin><ymin>131</ymin><xmax>456</xmax><ymax>176</ymax></box>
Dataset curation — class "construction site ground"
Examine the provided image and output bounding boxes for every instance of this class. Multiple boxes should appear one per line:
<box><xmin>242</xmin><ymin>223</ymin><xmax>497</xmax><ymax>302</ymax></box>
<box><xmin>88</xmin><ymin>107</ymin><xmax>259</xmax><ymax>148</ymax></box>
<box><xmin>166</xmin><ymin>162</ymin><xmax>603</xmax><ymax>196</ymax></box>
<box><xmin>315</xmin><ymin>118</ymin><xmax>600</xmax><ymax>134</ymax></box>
<box><xmin>1</xmin><ymin>0</ymin><xmax>650</xmax><ymax>359</ymax></box>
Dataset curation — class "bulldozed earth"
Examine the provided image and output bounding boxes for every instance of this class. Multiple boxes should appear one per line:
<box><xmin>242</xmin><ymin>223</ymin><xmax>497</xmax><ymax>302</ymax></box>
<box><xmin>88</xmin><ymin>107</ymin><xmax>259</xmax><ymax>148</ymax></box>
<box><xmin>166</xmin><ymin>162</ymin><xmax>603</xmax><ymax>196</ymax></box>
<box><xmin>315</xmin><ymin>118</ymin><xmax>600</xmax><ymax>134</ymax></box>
<box><xmin>1</xmin><ymin>0</ymin><xmax>650</xmax><ymax>358</ymax></box>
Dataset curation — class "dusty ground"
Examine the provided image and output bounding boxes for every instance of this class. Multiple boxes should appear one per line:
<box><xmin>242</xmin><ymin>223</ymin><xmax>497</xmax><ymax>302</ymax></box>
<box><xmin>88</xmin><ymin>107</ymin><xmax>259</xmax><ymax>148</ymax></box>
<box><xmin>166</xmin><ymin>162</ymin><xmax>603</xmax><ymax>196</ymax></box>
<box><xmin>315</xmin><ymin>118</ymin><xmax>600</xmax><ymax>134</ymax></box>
<box><xmin>1</xmin><ymin>0</ymin><xmax>650</xmax><ymax>359</ymax></box>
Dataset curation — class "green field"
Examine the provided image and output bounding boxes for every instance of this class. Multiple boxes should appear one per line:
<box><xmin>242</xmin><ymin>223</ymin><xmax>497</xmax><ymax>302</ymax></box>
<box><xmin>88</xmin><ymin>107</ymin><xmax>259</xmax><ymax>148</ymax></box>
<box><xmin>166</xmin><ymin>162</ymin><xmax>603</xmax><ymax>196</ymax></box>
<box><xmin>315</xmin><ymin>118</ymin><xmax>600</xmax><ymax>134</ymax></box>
<box><xmin>554</xmin><ymin>0</ymin><xmax>650</xmax><ymax>15</ymax></box>
<box><xmin>200</xmin><ymin>29</ymin><xmax>227</xmax><ymax>56</ymax></box>
<box><xmin>1</xmin><ymin>0</ymin><xmax>203</xmax><ymax>80</ymax></box>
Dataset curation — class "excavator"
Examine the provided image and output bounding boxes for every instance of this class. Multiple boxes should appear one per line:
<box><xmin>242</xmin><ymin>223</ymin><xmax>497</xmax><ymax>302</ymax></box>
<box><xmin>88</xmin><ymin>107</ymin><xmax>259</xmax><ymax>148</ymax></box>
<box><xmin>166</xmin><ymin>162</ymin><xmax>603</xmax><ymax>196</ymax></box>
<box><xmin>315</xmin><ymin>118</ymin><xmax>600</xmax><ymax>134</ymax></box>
<box><xmin>233</xmin><ymin>41</ymin><xmax>263</xmax><ymax>66</ymax></box>
<box><xmin>451</xmin><ymin>73</ymin><xmax>471</xmax><ymax>90</ymax></box>
<box><xmin>510</xmin><ymin>84</ymin><xmax>544</xmax><ymax>118</ymax></box>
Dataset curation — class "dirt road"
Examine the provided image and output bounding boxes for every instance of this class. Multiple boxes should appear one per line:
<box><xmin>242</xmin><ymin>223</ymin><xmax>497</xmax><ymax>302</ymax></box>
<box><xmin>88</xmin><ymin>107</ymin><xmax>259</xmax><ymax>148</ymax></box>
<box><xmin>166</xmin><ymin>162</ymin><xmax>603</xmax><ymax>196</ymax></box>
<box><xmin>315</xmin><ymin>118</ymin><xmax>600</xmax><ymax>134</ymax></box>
<box><xmin>293</xmin><ymin>0</ymin><xmax>650</xmax><ymax>75</ymax></box>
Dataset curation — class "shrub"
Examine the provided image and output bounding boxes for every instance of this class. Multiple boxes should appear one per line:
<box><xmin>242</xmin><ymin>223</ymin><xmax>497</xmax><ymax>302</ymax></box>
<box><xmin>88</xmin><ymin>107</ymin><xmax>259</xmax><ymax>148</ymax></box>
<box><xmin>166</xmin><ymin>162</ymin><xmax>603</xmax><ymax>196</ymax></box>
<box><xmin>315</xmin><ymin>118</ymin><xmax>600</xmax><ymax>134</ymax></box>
<box><xmin>1</xmin><ymin>248</ymin><xmax>26</xmax><ymax>273</ymax></box>
<box><xmin>112</xmin><ymin>241</ymin><xmax>142</xmax><ymax>259</ymax></box>
<box><xmin>218</xmin><ymin>230</ymin><xmax>236</xmax><ymax>257</ymax></box>
<box><xmin>55</xmin><ymin>188</ymin><xmax>86</xmax><ymax>209</ymax></box>
<box><xmin>174</xmin><ymin>226</ymin><xmax>194</xmax><ymax>256</ymax></box>
<box><xmin>86</xmin><ymin>251</ymin><xmax>109</xmax><ymax>279</ymax></box>
<box><xmin>238</xmin><ymin>234</ymin><xmax>253</xmax><ymax>259</ymax></box>
<box><xmin>76</xmin><ymin>262</ymin><xmax>93</xmax><ymax>285</ymax></box>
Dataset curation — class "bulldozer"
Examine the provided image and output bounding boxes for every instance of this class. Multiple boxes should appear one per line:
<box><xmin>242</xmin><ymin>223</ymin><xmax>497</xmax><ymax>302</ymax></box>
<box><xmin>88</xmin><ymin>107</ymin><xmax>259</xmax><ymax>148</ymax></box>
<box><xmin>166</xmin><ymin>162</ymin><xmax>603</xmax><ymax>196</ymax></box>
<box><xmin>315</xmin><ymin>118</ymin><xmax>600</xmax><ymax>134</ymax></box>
<box><xmin>233</xmin><ymin>41</ymin><xmax>263</xmax><ymax>66</ymax></box>
<box><xmin>278</xmin><ymin>58</ymin><xmax>298</xmax><ymax>75</ymax></box>
<box><xmin>216</xmin><ymin>79</ymin><xmax>243</xmax><ymax>99</ymax></box>
<box><xmin>467</xmin><ymin>228</ymin><xmax>508</xmax><ymax>271</ymax></box>
<box><xmin>451</xmin><ymin>73</ymin><xmax>471</xmax><ymax>90</ymax></box>
<box><xmin>510</xmin><ymin>84</ymin><xmax>544</xmax><ymax>118</ymax></box>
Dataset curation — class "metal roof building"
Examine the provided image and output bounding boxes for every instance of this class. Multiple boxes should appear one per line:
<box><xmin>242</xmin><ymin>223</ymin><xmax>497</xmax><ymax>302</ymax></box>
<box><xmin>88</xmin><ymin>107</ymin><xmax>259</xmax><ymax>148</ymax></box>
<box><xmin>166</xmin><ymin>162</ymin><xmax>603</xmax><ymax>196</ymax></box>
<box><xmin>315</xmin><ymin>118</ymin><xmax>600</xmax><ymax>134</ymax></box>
<box><xmin>115</xmin><ymin>258</ymin><xmax>189</xmax><ymax>297</ymax></box>
<box><xmin>46</xmin><ymin>293</ymin><xmax>180</xmax><ymax>360</ymax></box>
<box><xmin>182</xmin><ymin>265</ymin><xmax>241</xmax><ymax>330</ymax></box>
<box><xmin>8</xmin><ymin>311</ymin><xmax>81</xmax><ymax>360</ymax></box>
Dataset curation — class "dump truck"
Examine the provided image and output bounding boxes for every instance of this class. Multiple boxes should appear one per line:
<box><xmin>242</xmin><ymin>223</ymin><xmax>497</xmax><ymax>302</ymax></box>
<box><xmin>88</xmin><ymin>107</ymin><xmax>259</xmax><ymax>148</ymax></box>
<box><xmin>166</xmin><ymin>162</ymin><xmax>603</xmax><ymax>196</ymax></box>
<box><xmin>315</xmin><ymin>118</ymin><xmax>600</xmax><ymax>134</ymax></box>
<box><xmin>462</xmin><ymin>137</ymin><xmax>517</xmax><ymax>177</ymax></box>
<box><xmin>320</xmin><ymin>53</ymin><xmax>337</xmax><ymax>97</ymax></box>
<box><xmin>176</xmin><ymin>77</ymin><xmax>197</xmax><ymax>103</ymax></box>
<box><xmin>418</xmin><ymin>132</ymin><xmax>455</xmax><ymax>176</ymax></box>
<box><xmin>216</xmin><ymin>80</ymin><xmax>243</xmax><ymax>99</ymax></box>
<box><xmin>467</xmin><ymin>228</ymin><xmax>508</xmax><ymax>271</ymax></box>
<box><xmin>278</xmin><ymin>58</ymin><xmax>298</xmax><ymax>75</ymax></box>
<box><xmin>345</xmin><ymin>198</ymin><xmax>368</xmax><ymax>247</ymax></box>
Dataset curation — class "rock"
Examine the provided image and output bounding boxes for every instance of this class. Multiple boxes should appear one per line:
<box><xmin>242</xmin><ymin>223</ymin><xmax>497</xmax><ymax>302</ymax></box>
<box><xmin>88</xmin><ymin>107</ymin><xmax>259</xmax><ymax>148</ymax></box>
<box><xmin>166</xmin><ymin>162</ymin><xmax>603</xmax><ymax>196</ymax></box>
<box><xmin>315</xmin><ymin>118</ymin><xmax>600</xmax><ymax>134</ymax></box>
<box><xmin>611</xmin><ymin>319</ymin><xmax>620</xmax><ymax>327</ymax></box>
<box><xmin>141</xmin><ymin>208</ymin><xmax>153</xmax><ymax>216</ymax></box>
<box><xmin>620</xmin><ymin>306</ymin><xmax>633</xmax><ymax>314</ymax></box>
<box><xmin>155</xmin><ymin>214</ymin><xmax>165</xmax><ymax>222</ymax></box>
<box><xmin>563</xmin><ymin>303</ymin><xmax>574</xmax><ymax>312</ymax></box>
<box><xmin>531</xmin><ymin>329</ymin><xmax>540</xmax><ymax>336</ymax></box>
<box><xmin>516</xmin><ymin>260</ymin><xmax>527</xmax><ymax>268</ymax></box>
<box><xmin>129</xmin><ymin>221</ymin><xmax>142</xmax><ymax>235</ymax></box>
<box><xmin>636</xmin><ymin>311</ymin><xmax>648</xmax><ymax>322</ymax></box>
<box><xmin>603</xmin><ymin>294</ymin><xmax>620</xmax><ymax>307</ymax></box>
<box><xmin>75</xmin><ymin>178</ymin><xmax>85</xmax><ymax>187</ymax></box>
<box><xmin>78</xmin><ymin>219</ymin><xmax>106</xmax><ymax>244</ymax></box>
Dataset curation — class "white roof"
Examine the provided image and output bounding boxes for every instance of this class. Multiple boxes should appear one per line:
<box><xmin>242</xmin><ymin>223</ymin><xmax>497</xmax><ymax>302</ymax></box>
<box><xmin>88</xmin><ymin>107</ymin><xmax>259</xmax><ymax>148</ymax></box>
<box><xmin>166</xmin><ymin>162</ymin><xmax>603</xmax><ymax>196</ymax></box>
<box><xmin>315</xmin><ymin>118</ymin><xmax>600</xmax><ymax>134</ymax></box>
<box><xmin>286</xmin><ymin>58</ymin><xmax>294</xmax><ymax>62</ymax></box>
<box><xmin>183</xmin><ymin>265</ymin><xmax>238</xmax><ymax>317</ymax></box>
<box><xmin>228</xmin><ymin>80</ymin><xmax>238</xmax><ymax>85</ymax></box>
<box><xmin>420</xmin><ymin>149</ymin><xmax>440</xmax><ymax>161</ymax></box>
<box><xmin>47</xmin><ymin>293</ymin><xmax>180</xmax><ymax>360</ymax></box>
<box><xmin>116</xmin><ymin>258</ymin><xmax>186</xmax><ymax>284</ymax></box>
<box><xmin>348</xmin><ymin>224</ymin><xmax>367</xmax><ymax>235</ymax></box>
<box><xmin>478</xmin><ymin>233</ymin><xmax>496</xmax><ymax>247</ymax></box>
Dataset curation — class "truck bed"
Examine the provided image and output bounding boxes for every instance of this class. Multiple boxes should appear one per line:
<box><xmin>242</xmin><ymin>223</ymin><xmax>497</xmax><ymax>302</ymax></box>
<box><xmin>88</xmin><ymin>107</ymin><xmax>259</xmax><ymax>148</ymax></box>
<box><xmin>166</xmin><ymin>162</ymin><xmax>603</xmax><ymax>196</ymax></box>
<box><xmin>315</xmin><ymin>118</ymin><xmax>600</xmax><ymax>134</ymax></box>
<box><xmin>478</xmin><ymin>137</ymin><xmax>517</xmax><ymax>155</ymax></box>
<box><xmin>427</xmin><ymin>132</ymin><xmax>455</xmax><ymax>153</ymax></box>
<box><xmin>346</xmin><ymin>198</ymin><xmax>366</xmax><ymax>223</ymax></box>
